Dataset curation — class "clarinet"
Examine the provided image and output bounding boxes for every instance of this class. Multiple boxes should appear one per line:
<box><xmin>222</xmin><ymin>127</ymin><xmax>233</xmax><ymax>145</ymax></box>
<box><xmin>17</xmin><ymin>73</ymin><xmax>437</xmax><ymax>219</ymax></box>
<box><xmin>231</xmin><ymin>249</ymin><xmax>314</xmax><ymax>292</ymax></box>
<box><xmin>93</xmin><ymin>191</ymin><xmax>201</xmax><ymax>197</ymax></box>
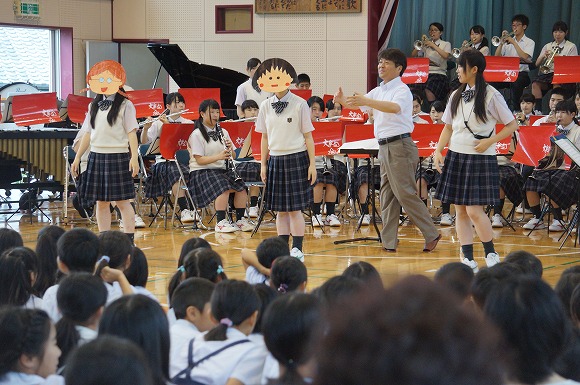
<box><xmin>322</xmin><ymin>156</ymin><xmax>332</xmax><ymax>175</ymax></box>
<box><xmin>215</xmin><ymin>121</ymin><xmax>243</xmax><ymax>182</ymax></box>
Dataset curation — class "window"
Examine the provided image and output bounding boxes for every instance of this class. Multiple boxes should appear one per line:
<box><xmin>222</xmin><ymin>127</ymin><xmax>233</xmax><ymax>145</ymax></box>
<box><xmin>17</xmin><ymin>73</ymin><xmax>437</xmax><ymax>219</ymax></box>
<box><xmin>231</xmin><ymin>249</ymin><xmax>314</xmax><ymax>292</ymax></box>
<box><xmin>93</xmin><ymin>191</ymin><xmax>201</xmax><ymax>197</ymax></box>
<box><xmin>215</xmin><ymin>5</ymin><xmax>253</xmax><ymax>34</ymax></box>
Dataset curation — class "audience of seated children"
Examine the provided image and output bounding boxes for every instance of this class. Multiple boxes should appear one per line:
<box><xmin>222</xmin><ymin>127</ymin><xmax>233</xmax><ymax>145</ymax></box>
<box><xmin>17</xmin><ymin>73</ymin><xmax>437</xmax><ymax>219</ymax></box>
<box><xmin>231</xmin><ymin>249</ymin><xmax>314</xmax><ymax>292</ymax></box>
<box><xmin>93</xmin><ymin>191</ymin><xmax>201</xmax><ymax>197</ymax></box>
<box><xmin>242</xmin><ymin>236</ymin><xmax>291</xmax><ymax>284</ymax></box>
<box><xmin>124</xmin><ymin>246</ymin><xmax>157</xmax><ymax>301</ymax></box>
<box><xmin>342</xmin><ymin>261</ymin><xmax>384</xmax><ymax>290</ymax></box>
<box><xmin>504</xmin><ymin>249</ymin><xmax>543</xmax><ymax>278</ymax></box>
<box><xmin>96</xmin><ymin>231</ymin><xmax>135</xmax><ymax>302</ymax></box>
<box><xmin>270</xmin><ymin>256</ymin><xmax>308</xmax><ymax>294</ymax></box>
<box><xmin>34</xmin><ymin>226</ymin><xmax>65</xmax><ymax>297</ymax></box>
<box><xmin>313</xmin><ymin>275</ymin><xmax>365</xmax><ymax>311</ymax></box>
<box><xmin>99</xmin><ymin>295</ymin><xmax>170</xmax><ymax>385</ymax></box>
<box><xmin>170</xmin><ymin>280</ymin><xmax>267</xmax><ymax>385</ymax></box>
<box><xmin>55</xmin><ymin>273</ymin><xmax>107</xmax><ymax>368</ymax></box>
<box><xmin>177</xmin><ymin>236</ymin><xmax>212</xmax><ymax>268</ymax></box>
<box><xmin>434</xmin><ymin>262</ymin><xmax>475</xmax><ymax>303</ymax></box>
<box><xmin>471</xmin><ymin>262</ymin><xmax>526</xmax><ymax>308</ymax></box>
<box><xmin>0</xmin><ymin>228</ymin><xmax>23</xmax><ymax>255</ymax></box>
<box><xmin>0</xmin><ymin>247</ymin><xmax>42</xmax><ymax>310</ymax></box>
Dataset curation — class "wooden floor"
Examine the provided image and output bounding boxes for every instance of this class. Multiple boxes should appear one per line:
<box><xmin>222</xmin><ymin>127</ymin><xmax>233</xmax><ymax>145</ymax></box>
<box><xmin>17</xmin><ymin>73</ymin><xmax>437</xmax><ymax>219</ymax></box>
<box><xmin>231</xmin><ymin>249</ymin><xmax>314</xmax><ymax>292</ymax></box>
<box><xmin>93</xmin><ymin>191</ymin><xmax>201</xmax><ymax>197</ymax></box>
<box><xmin>3</xmin><ymin>195</ymin><xmax>579</xmax><ymax>305</ymax></box>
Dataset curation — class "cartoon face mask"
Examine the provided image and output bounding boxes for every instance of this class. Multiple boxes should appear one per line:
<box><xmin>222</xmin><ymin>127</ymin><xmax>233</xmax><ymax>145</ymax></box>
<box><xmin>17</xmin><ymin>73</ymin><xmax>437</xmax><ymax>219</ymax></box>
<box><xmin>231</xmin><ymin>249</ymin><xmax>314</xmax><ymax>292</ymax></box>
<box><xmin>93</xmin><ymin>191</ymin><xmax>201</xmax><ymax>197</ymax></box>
<box><xmin>252</xmin><ymin>58</ymin><xmax>297</xmax><ymax>94</ymax></box>
<box><xmin>85</xmin><ymin>60</ymin><xmax>127</xmax><ymax>96</ymax></box>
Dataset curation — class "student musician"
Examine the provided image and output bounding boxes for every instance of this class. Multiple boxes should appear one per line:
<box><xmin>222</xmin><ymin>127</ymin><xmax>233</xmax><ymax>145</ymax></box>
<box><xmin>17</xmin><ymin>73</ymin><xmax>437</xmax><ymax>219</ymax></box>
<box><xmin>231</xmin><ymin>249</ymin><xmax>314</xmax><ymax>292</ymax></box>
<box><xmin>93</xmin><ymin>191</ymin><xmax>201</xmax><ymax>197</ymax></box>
<box><xmin>326</xmin><ymin>99</ymin><xmax>342</xmax><ymax>118</ymax></box>
<box><xmin>412</xmin><ymin>93</ymin><xmax>429</xmax><ymax>124</ymax></box>
<box><xmin>187</xmin><ymin>99</ymin><xmax>253</xmax><ymax>233</ymax></box>
<box><xmin>295</xmin><ymin>73</ymin><xmax>311</xmax><ymax>89</ymax></box>
<box><xmin>254</xmin><ymin>58</ymin><xmax>316</xmax><ymax>262</ymax></box>
<box><xmin>141</xmin><ymin>92</ymin><xmax>196</xmax><ymax>223</ymax></box>
<box><xmin>531</xmin><ymin>21</ymin><xmax>578</xmax><ymax>112</ymax></box>
<box><xmin>235</xmin><ymin>58</ymin><xmax>271</xmax><ymax>119</ymax></box>
<box><xmin>515</xmin><ymin>93</ymin><xmax>538</xmax><ymax>126</ymax></box>
<box><xmin>533</xmin><ymin>88</ymin><xmax>566</xmax><ymax>125</ymax></box>
<box><xmin>523</xmin><ymin>100</ymin><xmax>580</xmax><ymax>232</ymax></box>
<box><xmin>450</xmin><ymin>25</ymin><xmax>490</xmax><ymax>91</ymax></box>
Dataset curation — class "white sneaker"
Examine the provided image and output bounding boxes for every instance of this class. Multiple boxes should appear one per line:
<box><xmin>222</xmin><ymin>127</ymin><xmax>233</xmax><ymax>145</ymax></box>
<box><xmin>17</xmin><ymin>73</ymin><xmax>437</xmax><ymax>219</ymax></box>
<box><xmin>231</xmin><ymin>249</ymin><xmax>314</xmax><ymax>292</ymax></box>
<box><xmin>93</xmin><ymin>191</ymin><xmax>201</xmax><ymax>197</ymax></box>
<box><xmin>548</xmin><ymin>219</ymin><xmax>566</xmax><ymax>232</ymax></box>
<box><xmin>312</xmin><ymin>214</ymin><xmax>324</xmax><ymax>227</ymax></box>
<box><xmin>523</xmin><ymin>217</ymin><xmax>546</xmax><ymax>230</ymax></box>
<box><xmin>248</xmin><ymin>206</ymin><xmax>259</xmax><ymax>218</ymax></box>
<box><xmin>360</xmin><ymin>214</ymin><xmax>371</xmax><ymax>226</ymax></box>
<box><xmin>516</xmin><ymin>206</ymin><xmax>532</xmax><ymax>214</ymax></box>
<box><xmin>118</xmin><ymin>219</ymin><xmax>123</xmax><ymax>229</ymax></box>
<box><xmin>290</xmin><ymin>247</ymin><xmax>305</xmax><ymax>262</ymax></box>
<box><xmin>461</xmin><ymin>257</ymin><xmax>479</xmax><ymax>273</ymax></box>
<box><xmin>485</xmin><ymin>252</ymin><xmax>501</xmax><ymax>267</ymax></box>
<box><xmin>215</xmin><ymin>219</ymin><xmax>237</xmax><ymax>233</ymax></box>
<box><xmin>236</xmin><ymin>218</ymin><xmax>254</xmax><ymax>232</ymax></box>
<box><xmin>491</xmin><ymin>214</ymin><xmax>504</xmax><ymax>228</ymax></box>
<box><xmin>135</xmin><ymin>215</ymin><xmax>146</xmax><ymax>228</ymax></box>
<box><xmin>180</xmin><ymin>209</ymin><xmax>195</xmax><ymax>223</ymax></box>
<box><xmin>440</xmin><ymin>213</ymin><xmax>454</xmax><ymax>226</ymax></box>
<box><xmin>325</xmin><ymin>214</ymin><xmax>341</xmax><ymax>227</ymax></box>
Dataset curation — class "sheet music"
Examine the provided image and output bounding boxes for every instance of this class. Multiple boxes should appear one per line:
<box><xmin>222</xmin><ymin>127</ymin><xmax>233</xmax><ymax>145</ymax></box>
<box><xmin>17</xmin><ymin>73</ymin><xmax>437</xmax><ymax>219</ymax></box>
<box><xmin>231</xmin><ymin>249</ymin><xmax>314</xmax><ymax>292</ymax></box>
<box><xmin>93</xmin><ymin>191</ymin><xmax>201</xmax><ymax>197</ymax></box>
<box><xmin>145</xmin><ymin>136</ymin><xmax>161</xmax><ymax>156</ymax></box>
<box><xmin>553</xmin><ymin>134</ymin><xmax>580</xmax><ymax>165</ymax></box>
<box><xmin>339</xmin><ymin>138</ymin><xmax>378</xmax><ymax>153</ymax></box>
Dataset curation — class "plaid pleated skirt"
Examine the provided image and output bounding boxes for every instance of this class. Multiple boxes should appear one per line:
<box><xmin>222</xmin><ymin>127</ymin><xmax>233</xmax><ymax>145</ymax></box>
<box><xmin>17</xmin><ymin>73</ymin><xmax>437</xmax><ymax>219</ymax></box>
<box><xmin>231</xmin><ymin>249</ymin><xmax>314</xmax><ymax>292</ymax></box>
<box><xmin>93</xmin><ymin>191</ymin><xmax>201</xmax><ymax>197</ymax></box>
<box><xmin>265</xmin><ymin>151</ymin><xmax>313</xmax><ymax>212</ymax></box>
<box><xmin>524</xmin><ymin>169</ymin><xmax>577</xmax><ymax>209</ymax></box>
<box><xmin>315</xmin><ymin>160</ymin><xmax>347</xmax><ymax>194</ymax></box>
<box><xmin>499</xmin><ymin>165</ymin><xmax>524</xmax><ymax>206</ymax></box>
<box><xmin>188</xmin><ymin>168</ymin><xmax>246</xmax><ymax>208</ymax></box>
<box><xmin>81</xmin><ymin>152</ymin><xmax>135</xmax><ymax>202</ymax></box>
<box><xmin>75</xmin><ymin>172</ymin><xmax>95</xmax><ymax>208</ymax></box>
<box><xmin>235</xmin><ymin>161</ymin><xmax>261</xmax><ymax>182</ymax></box>
<box><xmin>435</xmin><ymin>150</ymin><xmax>499</xmax><ymax>206</ymax></box>
<box><xmin>415</xmin><ymin>167</ymin><xmax>441</xmax><ymax>189</ymax></box>
<box><xmin>354</xmin><ymin>165</ymin><xmax>381</xmax><ymax>192</ymax></box>
<box><xmin>144</xmin><ymin>161</ymin><xmax>189</xmax><ymax>198</ymax></box>
<box><xmin>410</xmin><ymin>74</ymin><xmax>450</xmax><ymax>102</ymax></box>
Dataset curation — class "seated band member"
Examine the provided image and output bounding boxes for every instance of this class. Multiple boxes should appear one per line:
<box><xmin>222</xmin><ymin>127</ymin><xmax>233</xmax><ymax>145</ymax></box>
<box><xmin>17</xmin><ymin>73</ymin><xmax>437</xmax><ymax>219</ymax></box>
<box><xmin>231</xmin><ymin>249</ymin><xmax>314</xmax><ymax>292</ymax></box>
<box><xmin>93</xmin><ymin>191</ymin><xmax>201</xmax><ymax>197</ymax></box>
<box><xmin>531</xmin><ymin>21</ymin><xmax>578</xmax><ymax>113</ymax></box>
<box><xmin>412</xmin><ymin>93</ymin><xmax>429</xmax><ymax>124</ymax></box>
<box><xmin>523</xmin><ymin>100</ymin><xmax>580</xmax><ymax>232</ymax></box>
<box><xmin>234</xmin><ymin>58</ymin><xmax>271</xmax><ymax>119</ymax></box>
<box><xmin>141</xmin><ymin>92</ymin><xmax>196</xmax><ymax>223</ymax></box>
<box><xmin>533</xmin><ymin>88</ymin><xmax>566</xmax><ymax>125</ymax></box>
<box><xmin>492</xmin><ymin>132</ymin><xmax>524</xmax><ymax>228</ymax></box>
<box><xmin>187</xmin><ymin>99</ymin><xmax>252</xmax><ymax>233</ymax></box>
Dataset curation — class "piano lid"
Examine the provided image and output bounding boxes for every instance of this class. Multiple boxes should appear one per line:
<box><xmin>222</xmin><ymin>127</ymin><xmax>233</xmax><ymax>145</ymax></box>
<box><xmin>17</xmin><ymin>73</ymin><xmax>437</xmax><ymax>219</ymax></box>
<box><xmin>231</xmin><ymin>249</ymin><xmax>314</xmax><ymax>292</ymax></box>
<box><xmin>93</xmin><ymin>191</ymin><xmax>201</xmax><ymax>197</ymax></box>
<box><xmin>147</xmin><ymin>43</ymin><xmax>248</xmax><ymax>110</ymax></box>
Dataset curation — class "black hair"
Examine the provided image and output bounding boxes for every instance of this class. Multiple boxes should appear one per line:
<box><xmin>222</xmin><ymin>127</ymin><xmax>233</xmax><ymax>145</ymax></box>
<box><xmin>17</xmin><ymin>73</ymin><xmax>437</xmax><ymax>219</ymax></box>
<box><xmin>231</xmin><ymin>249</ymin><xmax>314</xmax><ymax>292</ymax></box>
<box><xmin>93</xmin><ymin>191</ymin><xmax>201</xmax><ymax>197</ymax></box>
<box><xmin>124</xmin><ymin>246</ymin><xmax>149</xmax><ymax>288</ymax></box>
<box><xmin>0</xmin><ymin>307</ymin><xmax>52</xmax><ymax>377</ymax></box>
<box><xmin>520</xmin><ymin>92</ymin><xmax>535</xmax><ymax>104</ymax></box>
<box><xmin>99</xmin><ymin>295</ymin><xmax>170</xmax><ymax>385</ymax></box>
<box><xmin>296</xmin><ymin>73</ymin><xmax>311</xmax><ymax>85</ymax></box>
<box><xmin>263</xmin><ymin>293</ymin><xmax>322</xmax><ymax>385</ymax></box>
<box><xmin>170</xmin><ymin>277</ymin><xmax>215</xmax><ymax>320</ymax></box>
<box><xmin>411</xmin><ymin>92</ymin><xmax>423</xmax><ymax>104</ymax></box>
<box><xmin>0</xmin><ymin>227</ymin><xmax>23</xmax><ymax>255</ymax></box>
<box><xmin>555</xmin><ymin>99</ymin><xmax>578</xmax><ymax>115</ymax></box>
<box><xmin>555</xmin><ymin>272</ymin><xmax>580</xmax><ymax>319</ymax></box>
<box><xmin>256</xmin><ymin>236</ymin><xmax>290</xmax><ymax>268</ymax></box>
<box><xmin>434</xmin><ymin>262</ymin><xmax>475</xmax><ymax>300</ymax></box>
<box><xmin>450</xmin><ymin>49</ymin><xmax>488</xmax><ymax>123</ymax></box>
<box><xmin>429</xmin><ymin>22</ymin><xmax>444</xmax><ymax>33</ymax></box>
<box><xmin>241</xmin><ymin>99</ymin><xmax>259</xmax><ymax>111</ymax></box>
<box><xmin>431</xmin><ymin>100</ymin><xmax>446</xmax><ymax>112</ymax></box>
<box><xmin>504</xmin><ymin>250</ymin><xmax>543</xmax><ymax>278</ymax></box>
<box><xmin>178</xmin><ymin>237</ymin><xmax>211</xmax><ymax>268</ymax></box>
<box><xmin>98</xmin><ymin>231</ymin><xmax>132</xmax><ymax>270</ymax></box>
<box><xmin>307</xmin><ymin>96</ymin><xmax>325</xmax><ymax>112</ymax></box>
<box><xmin>342</xmin><ymin>261</ymin><xmax>383</xmax><ymax>290</ymax></box>
<box><xmin>378</xmin><ymin>48</ymin><xmax>407</xmax><ymax>75</ymax></box>
<box><xmin>165</xmin><ymin>92</ymin><xmax>185</xmax><ymax>106</ymax></box>
<box><xmin>56</xmin><ymin>273</ymin><xmax>107</xmax><ymax>367</ymax></box>
<box><xmin>512</xmin><ymin>14</ymin><xmax>529</xmax><ymax>27</ymax></box>
<box><xmin>571</xmin><ymin>285</ymin><xmax>580</xmax><ymax>325</ymax></box>
<box><xmin>270</xmin><ymin>256</ymin><xmax>307</xmax><ymax>294</ymax></box>
<box><xmin>314</xmin><ymin>275</ymin><xmax>364</xmax><ymax>310</ymax></box>
<box><xmin>168</xmin><ymin>248</ymin><xmax>227</xmax><ymax>300</ymax></box>
<box><xmin>56</xmin><ymin>228</ymin><xmax>100</xmax><ymax>273</ymax></box>
<box><xmin>484</xmin><ymin>277</ymin><xmax>571</xmax><ymax>384</ymax></box>
<box><xmin>194</xmin><ymin>98</ymin><xmax>221</xmax><ymax>143</ymax></box>
<box><xmin>252</xmin><ymin>58</ymin><xmax>298</xmax><ymax>93</ymax></box>
<box><xmin>64</xmin><ymin>335</ymin><xmax>154</xmax><ymax>385</ymax></box>
<box><xmin>471</xmin><ymin>263</ymin><xmax>523</xmax><ymax>309</ymax></box>
<box><xmin>252</xmin><ymin>283</ymin><xmax>277</xmax><ymax>334</ymax></box>
<box><xmin>247</xmin><ymin>58</ymin><xmax>262</xmax><ymax>71</ymax></box>
<box><xmin>552</xmin><ymin>21</ymin><xmax>568</xmax><ymax>33</ymax></box>
<box><xmin>204</xmin><ymin>280</ymin><xmax>261</xmax><ymax>341</ymax></box>
<box><xmin>34</xmin><ymin>225</ymin><xmax>66</xmax><ymax>296</ymax></box>
<box><xmin>89</xmin><ymin>89</ymin><xmax>128</xmax><ymax>128</ymax></box>
<box><xmin>551</xmin><ymin>87</ymin><xmax>568</xmax><ymax>99</ymax></box>
<box><xmin>470</xmin><ymin>25</ymin><xmax>489</xmax><ymax>49</ymax></box>
<box><xmin>0</xmin><ymin>246</ymin><xmax>38</xmax><ymax>306</ymax></box>
<box><xmin>326</xmin><ymin>99</ymin><xmax>340</xmax><ymax>111</ymax></box>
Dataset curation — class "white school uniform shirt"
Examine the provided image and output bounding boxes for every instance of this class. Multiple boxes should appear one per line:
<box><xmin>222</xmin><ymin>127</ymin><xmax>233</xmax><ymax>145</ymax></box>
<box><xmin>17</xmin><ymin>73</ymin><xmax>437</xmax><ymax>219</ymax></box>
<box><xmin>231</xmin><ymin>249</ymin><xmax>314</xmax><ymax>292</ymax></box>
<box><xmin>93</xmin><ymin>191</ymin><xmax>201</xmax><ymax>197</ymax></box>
<box><xmin>170</xmin><ymin>328</ymin><xmax>267</xmax><ymax>385</ymax></box>
<box><xmin>261</xmin><ymin>354</ymin><xmax>280</xmax><ymax>385</ymax></box>
<box><xmin>473</xmin><ymin>43</ymin><xmax>490</xmax><ymax>56</ymax></box>
<box><xmin>0</xmin><ymin>373</ymin><xmax>64</xmax><ymax>385</ymax></box>
<box><xmin>533</xmin><ymin>115</ymin><xmax>553</xmax><ymax>126</ymax></box>
<box><xmin>500</xmin><ymin>34</ymin><xmax>535</xmax><ymax>72</ymax></box>
<box><xmin>170</xmin><ymin>319</ymin><xmax>202</xmax><ymax>368</ymax></box>
<box><xmin>235</xmin><ymin>79</ymin><xmax>271</xmax><ymax>107</ymax></box>
<box><xmin>245</xmin><ymin>266</ymin><xmax>268</xmax><ymax>285</ymax></box>
<box><xmin>187</xmin><ymin>125</ymin><xmax>232</xmax><ymax>171</ymax></box>
<box><xmin>537</xmin><ymin>40</ymin><xmax>578</xmax><ymax>73</ymax></box>
<box><xmin>75</xmin><ymin>325</ymin><xmax>98</xmax><ymax>345</ymax></box>
<box><xmin>418</xmin><ymin>39</ymin><xmax>451</xmax><ymax>75</ymax></box>
<box><xmin>360</xmin><ymin>76</ymin><xmax>414</xmax><ymax>139</ymax></box>
<box><xmin>23</xmin><ymin>295</ymin><xmax>43</xmax><ymax>310</ymax></box>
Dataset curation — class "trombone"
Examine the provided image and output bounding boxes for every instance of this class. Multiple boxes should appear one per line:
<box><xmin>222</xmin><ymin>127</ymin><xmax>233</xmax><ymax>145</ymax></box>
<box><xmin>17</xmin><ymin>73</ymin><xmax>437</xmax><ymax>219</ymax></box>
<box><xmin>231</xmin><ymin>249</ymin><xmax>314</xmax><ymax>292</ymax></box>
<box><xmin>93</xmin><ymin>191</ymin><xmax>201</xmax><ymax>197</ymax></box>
<box><xmin>413</xmin><ymin>34</ymin><xmax>432</xmax><ymax>51</ymax></box>
<box><xmin>452</xmin><ymin>40</ymin><xmax>474</xmax><ymax>58</ymax></box>
<box><xmin>491</xmin><ymin>31</ymin><xmax>515</xmax><ymax>47</ymax></box>
<box><xmin>539</xmin><ymin>45</ymin><xmax>563</xmax><ymax>74</ymax></box>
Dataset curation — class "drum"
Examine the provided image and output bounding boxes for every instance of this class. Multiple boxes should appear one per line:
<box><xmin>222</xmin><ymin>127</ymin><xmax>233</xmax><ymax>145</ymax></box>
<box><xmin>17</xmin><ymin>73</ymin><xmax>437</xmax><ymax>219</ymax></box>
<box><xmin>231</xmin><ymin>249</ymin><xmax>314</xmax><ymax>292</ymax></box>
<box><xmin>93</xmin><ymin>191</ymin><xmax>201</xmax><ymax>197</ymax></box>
<box><xmin>0</xmin><ymin>82</ymin><xmax>40</xmax><ymax>123</ymax></box>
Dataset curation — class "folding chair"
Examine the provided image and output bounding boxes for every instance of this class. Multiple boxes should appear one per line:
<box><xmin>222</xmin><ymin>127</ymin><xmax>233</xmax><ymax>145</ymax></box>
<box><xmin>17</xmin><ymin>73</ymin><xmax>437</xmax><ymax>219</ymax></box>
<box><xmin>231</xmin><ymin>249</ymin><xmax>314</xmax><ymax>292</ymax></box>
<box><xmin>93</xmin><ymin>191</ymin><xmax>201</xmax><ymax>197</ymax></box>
<box><xmin>173</xmin><ymin>149</ymin><xmax>206</xmax><ymax>230</ymax></box>
<box><xmin>62</xmin><ymin>146</ymin><xmax>94</xmax><ymax>225</ymax></box>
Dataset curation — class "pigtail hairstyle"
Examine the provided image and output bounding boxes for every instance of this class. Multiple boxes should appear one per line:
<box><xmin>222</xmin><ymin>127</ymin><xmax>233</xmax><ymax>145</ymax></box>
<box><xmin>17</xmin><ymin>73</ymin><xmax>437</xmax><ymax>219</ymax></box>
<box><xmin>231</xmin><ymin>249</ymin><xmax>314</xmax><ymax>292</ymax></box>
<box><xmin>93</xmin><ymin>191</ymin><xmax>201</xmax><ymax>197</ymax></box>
<box><xmin>450</xmin><ymin>49</ymin><xmax>489</xmax><ymax>123</ymax></box>
<box><xmin>0</xmin><ymin>307</ymin><xmax>51</xmax><ymax>377</ymax></box>
<box><xmin>0</xmin><ymin>247</ymin><xmax>39</xmax><ymax>306</ymax></box>
<box><xmin>168</xmin><ymin>248</ymin><xmax>227</xmax><ymax>300</ymax></box>
<box><xmin>205</xmin><ymin>280</ymin><xmax>261</xmax><ymax>341</ymax></box>
<box><xmin>55</xmin><ymin>273</ymin><xmax>107</xmax><ymax>367</ymax></box>
<box><xmin>470</xmin><ymin>25</ymin><xmax>489</xmax><ymax>50</ymax></box>
<box><xmin>177</xmin><ymin>237</ymin><xmax>211</xmax><ymax>267</ymax></box>
<box><xmin>124</xmin><ymin>246</ymin><xmax>149</xmax><ymax>288</ymax></box>
<box><xmin>89</xmin><ymin>90</ymin><xmax>128</xmax><ymax>128</ymax></box>
<box><xmin>252</xmin><ymin>58</ymin><xmax>298</xmax><ymax>93</ymax></box>
<box><xmin>270</xmin><ymin>256</ymin><xmax>307</xmax><ymax>294</ymax></box>
<box><xmin>34</xmin><ymin>225</ymin><xmax>65</xmax><ymax>296</ymax></box>
<box><xmin>194</xmin><ymin>99</ymin><xmax>221</xmax><ymax>143</ymax></box>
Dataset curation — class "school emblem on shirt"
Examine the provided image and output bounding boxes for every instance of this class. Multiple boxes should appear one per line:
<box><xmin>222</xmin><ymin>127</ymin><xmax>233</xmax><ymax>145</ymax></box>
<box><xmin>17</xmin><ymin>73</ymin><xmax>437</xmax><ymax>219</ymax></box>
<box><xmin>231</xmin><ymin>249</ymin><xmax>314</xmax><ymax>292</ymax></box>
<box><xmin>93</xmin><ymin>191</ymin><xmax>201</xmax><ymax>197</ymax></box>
<box><xmin>287</xmin><ymin>118</ymin><xmax>292</xmax><ymax>123</ymax></box>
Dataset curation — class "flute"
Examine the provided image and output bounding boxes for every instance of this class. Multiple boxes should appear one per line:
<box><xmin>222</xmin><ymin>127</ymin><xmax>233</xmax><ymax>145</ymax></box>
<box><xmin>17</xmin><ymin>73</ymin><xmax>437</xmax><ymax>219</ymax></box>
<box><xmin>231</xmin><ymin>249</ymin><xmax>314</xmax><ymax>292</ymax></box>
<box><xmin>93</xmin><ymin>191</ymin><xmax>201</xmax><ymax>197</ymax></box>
<box><xmin>138</xmin><ymin>109</ymin><xmax>190</xmax><ymax>127</ymax></box>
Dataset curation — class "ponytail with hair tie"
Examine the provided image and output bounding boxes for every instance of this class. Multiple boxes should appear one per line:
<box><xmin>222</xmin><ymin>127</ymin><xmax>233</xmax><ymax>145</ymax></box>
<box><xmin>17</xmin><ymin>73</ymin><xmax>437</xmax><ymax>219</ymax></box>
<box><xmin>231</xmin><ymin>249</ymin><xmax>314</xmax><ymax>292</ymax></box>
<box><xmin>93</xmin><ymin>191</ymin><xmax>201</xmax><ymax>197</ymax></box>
<box><xmin>219</xmin><ymin>318</ymin><xmax>233</xmax><ymax>327</ymax></box>
<box><xmin>278</xmin><ymin>283</ymin><xmax>288</xmax><ymax>294</ymax></box>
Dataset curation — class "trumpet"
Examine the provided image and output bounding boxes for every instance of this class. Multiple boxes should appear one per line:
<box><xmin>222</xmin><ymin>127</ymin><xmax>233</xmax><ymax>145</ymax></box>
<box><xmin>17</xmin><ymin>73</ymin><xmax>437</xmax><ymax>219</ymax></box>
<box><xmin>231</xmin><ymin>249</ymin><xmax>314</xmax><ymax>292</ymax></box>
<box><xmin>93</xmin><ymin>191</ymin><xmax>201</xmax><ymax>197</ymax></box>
<box><xmin>515</xmin><ymin>111</ymin><xmax>527</xmax><ymax>125</ymax></box>
<box><xmin>138</xmin><ymin>109</ymin><xmax>189</xmax><ymax>127</ymax></box>
<box><xmin>452</xmin><ymin>40</ymin><xmax>474</xmax><ymax>58</ymax></box>
<box><xmin>413</xmin><ymin>34</ymin><xmax>432</xmax><ymax>51</ymax></box>
<box><xmin>491</xmin><ymin>31</ymin><xmax>515</xmax><ymax>47</ymax></box>
<box><xmin>215</xmin><ymin>121</ymin><xmax>242</xmax><ymax>182</ymax></box>
<box><xmin>539</xmin><ymin>45</ymin><xmax>563</xmax><ymax>74</ymax></box>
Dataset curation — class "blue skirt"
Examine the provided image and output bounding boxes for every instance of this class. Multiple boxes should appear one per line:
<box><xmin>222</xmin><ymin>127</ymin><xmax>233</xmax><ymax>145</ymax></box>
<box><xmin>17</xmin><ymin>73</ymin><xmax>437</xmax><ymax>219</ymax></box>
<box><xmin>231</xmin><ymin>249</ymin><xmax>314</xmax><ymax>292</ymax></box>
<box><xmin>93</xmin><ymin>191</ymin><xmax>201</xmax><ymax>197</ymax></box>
<box><xmin>82</xmin><ymin>152</ymin><xmax>135</xmax><ymax>202</ymax></box>
<box><xmin>265</xmin><ymin>151</ymin><xmax>313</xmax><ymax>211</ymax></box>
<box><xmin>187</xmin><ymin>168</ymin><xmax>245</xmax><ymax>208</ymax></box>
<box><xmin>144</xmin><ymin>161</ymin><xmax>188</xmax><ymax>198</ymax></box>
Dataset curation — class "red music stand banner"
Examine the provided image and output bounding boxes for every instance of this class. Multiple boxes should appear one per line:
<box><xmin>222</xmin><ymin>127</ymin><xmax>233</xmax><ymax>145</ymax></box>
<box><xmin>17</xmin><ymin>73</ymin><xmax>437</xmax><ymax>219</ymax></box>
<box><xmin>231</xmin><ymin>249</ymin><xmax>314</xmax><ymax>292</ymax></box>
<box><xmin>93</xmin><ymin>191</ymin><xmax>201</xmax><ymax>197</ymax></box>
<box><xmin>494</xmin><ymin>124</ymin><xmax>512</xmax><ymax>154</ymax></box>
<box><xmin>402</xmin><ymin>58</ymin><xmax>429</xmax><ymax>84</ymax></box>
<box><xmin>289</xmin><ymin>89</ymin><xmax>312</xmax><ymax>100</ymax></box>
<box><xmin>343</xmin><ymin>123</ymin><xmax>374</xmax><ymax>158</ymax></box>
<box><xmin>529</xmin><ymin>115</ymin><xmax>544</xmax><ymax>125</ymax></box>
<box><xmin>159</xmin><ymin>123</ymin><xmax>195</xmax><ymax>160</ymax></box>
<box><xmin>412</xmin><ymin>123</ymin><xmax>445</xmax><ymax>157</ymax></box>
<box><xmin>178</xmin><ymin>88</ymin><xmax>226</xmax><ymax>120</ymax></box>
<box><xmin>251</xmin><ymin>127</ymin><xmax>262</xmax><ymax>161</ymax></box>
<box><xmin>12</xmin><ymin>92</ymin><xmax>61</xmax><ymax>126</ymax></box>
<box><xmin>67</xmin><ymin>94</ymin><xmax>92</xmax><ymax>124</ymax></box>
<box><xmin>126</xmin><ymin>88</ymin><xmax>164</xmax><ymax>118</ymax></box>
<box><xmin>219</xmin><ymin>121</ymin><xmax>254</xmax><ymax>149</ymax></box>
<box><xmin>340</xmin><ymin>108</ymin><xmax>367</xmax><ymax>122</ymax></box>
<box><xmin>511</xmin><ymin>125</ymin><xmax>555</xmax><ymax>166</ymax></box>
<box><xmin>553</xmin><ymin>56</ymin><xmax>580</xmax><ymax>84</ymax></box>
<box><xmin>312</xmin><ymin>122</ymin><xmax>343</xmax><ymax>156</ymax></box>
<box><xmin>483</xmin><ymin>57</ymin><xmax>520</xmax><ymax>82</ymax></box>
